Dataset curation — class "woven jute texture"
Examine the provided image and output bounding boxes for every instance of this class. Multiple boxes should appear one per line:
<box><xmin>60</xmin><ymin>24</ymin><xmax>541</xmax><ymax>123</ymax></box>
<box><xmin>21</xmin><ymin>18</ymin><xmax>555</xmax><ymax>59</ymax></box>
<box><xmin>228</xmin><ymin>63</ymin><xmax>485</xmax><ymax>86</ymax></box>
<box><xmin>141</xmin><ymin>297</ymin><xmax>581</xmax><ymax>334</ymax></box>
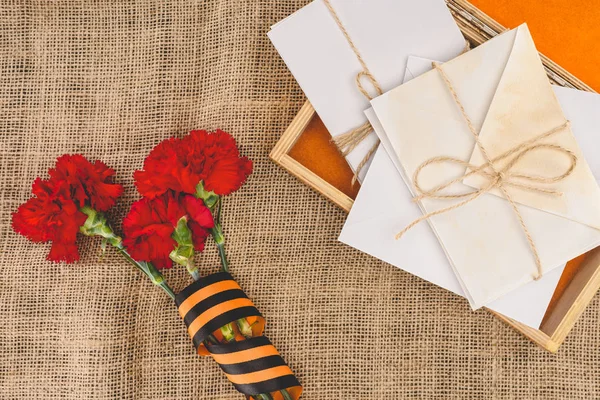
<box><xmin>2</xmin><ymin>1</ymin><xmax>600</xmax><ymax>399</ymax></box>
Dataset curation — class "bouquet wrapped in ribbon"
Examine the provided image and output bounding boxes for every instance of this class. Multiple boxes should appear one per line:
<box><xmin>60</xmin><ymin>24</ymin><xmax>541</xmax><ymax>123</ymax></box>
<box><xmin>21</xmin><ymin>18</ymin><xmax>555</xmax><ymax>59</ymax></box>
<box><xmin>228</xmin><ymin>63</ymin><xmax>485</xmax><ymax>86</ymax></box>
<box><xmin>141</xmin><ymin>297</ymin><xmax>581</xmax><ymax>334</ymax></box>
<box><xmin>12</xmin><ymin>130</ymin><xmax>302</xmax><ymax>400</ymax></box>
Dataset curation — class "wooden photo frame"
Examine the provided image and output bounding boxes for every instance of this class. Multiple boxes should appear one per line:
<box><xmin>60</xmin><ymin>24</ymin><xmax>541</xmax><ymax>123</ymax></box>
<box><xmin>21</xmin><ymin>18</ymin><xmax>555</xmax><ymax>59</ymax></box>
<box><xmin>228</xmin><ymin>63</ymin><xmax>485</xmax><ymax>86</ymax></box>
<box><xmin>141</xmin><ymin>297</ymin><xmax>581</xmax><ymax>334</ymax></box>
<box><xmin>270</xmin><ymin>0</ymin><xmax>600</xmax><ymax>352</ymax></box>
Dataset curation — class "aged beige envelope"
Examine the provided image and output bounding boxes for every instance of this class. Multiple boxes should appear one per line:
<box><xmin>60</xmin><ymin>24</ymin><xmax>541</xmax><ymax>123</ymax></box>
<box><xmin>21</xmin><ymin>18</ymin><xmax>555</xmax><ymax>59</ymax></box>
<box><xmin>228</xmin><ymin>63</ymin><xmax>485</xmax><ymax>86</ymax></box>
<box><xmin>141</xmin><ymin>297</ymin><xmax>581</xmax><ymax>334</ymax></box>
<box><xmin>463</xmin><ymin>25</ymin><xmax>600</xmax><ymax>230</ymax></box>
<box><xmin>369</xmin><ymin>24</ymin><xmax>600</xmax><ymax>308</ymax></box>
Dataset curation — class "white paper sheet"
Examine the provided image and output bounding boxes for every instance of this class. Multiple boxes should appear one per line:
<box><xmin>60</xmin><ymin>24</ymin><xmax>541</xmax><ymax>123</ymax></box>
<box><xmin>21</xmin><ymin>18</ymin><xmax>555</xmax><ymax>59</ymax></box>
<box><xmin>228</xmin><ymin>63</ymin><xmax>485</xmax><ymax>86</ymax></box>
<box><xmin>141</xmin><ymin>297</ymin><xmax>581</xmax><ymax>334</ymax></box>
<box><xmin>268</xmin><ymin>0</ymin><xmax>466</xmax><ymax>181</ymax></box>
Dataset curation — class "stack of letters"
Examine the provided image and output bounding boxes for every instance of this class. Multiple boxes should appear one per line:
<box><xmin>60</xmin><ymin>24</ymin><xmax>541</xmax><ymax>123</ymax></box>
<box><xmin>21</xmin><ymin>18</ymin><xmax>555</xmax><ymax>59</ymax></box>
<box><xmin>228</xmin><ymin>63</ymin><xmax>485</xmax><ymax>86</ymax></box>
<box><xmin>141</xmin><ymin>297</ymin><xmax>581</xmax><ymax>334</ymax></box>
<box><xmin>269</xmin><ymin>0</ymin><xmax>600</xmax><ymax>330</ymax></box>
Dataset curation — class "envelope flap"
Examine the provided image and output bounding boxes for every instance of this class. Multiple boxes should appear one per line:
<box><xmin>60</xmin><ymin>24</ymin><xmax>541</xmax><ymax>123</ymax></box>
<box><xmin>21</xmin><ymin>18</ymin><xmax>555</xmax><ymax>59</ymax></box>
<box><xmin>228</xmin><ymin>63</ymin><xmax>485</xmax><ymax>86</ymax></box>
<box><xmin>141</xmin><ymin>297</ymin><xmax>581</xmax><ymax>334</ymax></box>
<box><xmin>464</xmin><ymin>24</ymin><xmax>600</xmax><ymax>230</ymax></box>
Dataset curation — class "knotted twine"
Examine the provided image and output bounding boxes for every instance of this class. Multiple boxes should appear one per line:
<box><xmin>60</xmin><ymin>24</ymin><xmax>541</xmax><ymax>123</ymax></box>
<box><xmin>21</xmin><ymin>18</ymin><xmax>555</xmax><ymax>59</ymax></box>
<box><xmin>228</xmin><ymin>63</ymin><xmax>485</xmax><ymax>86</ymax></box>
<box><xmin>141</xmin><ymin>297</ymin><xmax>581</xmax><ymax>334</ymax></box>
<box><xmin>322</xmin><ymin>0</ymin><xmax>383</xmax><ymax>184</ymax></box>
<box><xmin>395</xmin><ymin>62</ymin><xmax>577</xmax><ymax>280</ymax></box>
<box><xmin>323</xmin><ymin>0</ymin><xmax>471</xmax><ymax>184</ymax></box>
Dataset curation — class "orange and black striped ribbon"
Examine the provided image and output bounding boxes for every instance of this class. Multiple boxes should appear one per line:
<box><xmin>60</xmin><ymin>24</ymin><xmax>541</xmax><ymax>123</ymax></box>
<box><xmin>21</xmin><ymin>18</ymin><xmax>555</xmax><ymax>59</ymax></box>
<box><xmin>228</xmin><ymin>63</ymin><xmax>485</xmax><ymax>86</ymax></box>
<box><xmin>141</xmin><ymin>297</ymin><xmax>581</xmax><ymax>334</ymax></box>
<box><xmin>175</xmin><ymin>272</ymin><xmax>302</xmax><ymax>399</ymax></box>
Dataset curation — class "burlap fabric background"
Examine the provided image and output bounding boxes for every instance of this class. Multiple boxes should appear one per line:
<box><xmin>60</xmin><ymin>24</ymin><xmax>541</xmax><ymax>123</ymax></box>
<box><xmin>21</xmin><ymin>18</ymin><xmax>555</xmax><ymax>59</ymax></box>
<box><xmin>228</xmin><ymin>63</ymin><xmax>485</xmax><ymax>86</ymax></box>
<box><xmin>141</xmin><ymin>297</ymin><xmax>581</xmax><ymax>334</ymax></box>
<box><xmin>2</xmin><ymin>1</ymin><xmax>600</xmax><ymax>399</ymax></box>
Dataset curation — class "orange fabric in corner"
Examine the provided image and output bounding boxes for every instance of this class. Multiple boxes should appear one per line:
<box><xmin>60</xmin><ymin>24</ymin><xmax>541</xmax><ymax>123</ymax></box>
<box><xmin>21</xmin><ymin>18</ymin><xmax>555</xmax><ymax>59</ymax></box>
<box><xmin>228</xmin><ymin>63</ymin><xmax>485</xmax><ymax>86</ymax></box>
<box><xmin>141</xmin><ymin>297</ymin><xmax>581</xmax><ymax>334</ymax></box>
<box><xmin>471</xmin><ymin>0</ymin><xmax>600</xmax><ymax>91</ymax></box>
<box><xmin>541</xmin><ymin>252</ymin><xmax>588</xmax><ymax>326</ymax></box>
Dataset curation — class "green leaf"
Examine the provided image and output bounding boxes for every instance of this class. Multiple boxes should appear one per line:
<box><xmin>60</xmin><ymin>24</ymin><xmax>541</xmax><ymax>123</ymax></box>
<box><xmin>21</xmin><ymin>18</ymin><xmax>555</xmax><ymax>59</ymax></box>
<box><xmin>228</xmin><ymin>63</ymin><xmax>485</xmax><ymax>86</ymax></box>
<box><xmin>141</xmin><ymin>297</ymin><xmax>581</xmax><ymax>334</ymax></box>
<box><xmin>169</xmin><ymin>245</ymin><xmax>194</xmax><ymax>266</ymax></box>
<box><xmin>98</xmin><ymin>238</ymin><xmax>108</xmax><ymax>261</ymax></box>
<box><xmin>171</xmin><ymin>216</ymin><xmax>193</xmax><ymax>246</ymax></box>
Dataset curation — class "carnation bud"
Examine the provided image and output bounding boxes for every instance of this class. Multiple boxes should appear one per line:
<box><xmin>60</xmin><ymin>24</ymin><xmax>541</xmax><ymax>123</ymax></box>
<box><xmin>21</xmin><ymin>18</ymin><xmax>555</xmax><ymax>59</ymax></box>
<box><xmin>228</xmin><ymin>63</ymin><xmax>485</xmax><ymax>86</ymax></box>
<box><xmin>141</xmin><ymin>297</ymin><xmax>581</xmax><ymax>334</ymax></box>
<box><xmin>79</xmin><ymin>206</ymin><xmax>121</xmax><ymax>247</ymax></box>
<box><xmin>170</xmin><ymin>216</ymin><xmax>200</xmax><ymax>280</ymax></box>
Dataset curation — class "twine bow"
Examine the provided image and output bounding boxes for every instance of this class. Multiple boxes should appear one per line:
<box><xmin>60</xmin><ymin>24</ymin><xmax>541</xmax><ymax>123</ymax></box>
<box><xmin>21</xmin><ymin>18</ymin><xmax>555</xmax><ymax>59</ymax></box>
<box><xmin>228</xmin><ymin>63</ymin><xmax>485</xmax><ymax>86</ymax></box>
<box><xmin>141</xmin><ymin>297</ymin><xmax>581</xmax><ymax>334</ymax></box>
<box><xmin>395</xmin><ymin>62</ymin><xmax>577</xmax><ymax>280</ymax></box>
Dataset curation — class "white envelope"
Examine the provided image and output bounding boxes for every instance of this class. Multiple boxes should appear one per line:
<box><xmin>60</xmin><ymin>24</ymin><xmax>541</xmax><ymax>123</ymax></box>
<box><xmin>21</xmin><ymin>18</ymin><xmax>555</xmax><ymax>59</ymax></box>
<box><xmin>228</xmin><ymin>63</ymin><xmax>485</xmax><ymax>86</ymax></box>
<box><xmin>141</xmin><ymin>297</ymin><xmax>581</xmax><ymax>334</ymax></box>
<box><xmin>346</xmin><ymin>56</ymin><xmax>600</xmax><ymax>329</ymax></box>
<box><xmin>268</xmin><ymin>0</ymin><xmax>466</xmax><ymax>181</ymax></box>
<box><xmin>369</xmin><ymin>25</ymin><xmax>600</xmax><ymax>308</ymax></box>
<box><xmin>340</xmin><ymin>144</ymin><xmax>564</xmax><ymax>329</ymax></box>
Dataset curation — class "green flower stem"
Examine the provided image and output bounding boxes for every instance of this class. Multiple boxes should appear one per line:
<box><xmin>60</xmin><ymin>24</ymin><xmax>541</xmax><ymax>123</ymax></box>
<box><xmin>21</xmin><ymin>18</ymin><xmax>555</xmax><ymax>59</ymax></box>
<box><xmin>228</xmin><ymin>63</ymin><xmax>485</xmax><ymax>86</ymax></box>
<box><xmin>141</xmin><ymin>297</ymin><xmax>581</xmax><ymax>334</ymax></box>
<box><xmin>79</xmin><ymin>206</ymin><xmax>175</xmax><ymax>299</ymax></box>
<box><xmin>116</xmin><ymin>245</ymin><xmax>175</xmax><ymax>299</ymax></box>
<box><xmin>211</xmin><ymin>223</ymin><xmax>229</xmax><ymax>273</ymax></box>
<box><xmin>220</xmin><ymin>323</ymin><xmax>236</xmax><ymax>342</ymax></box>
<box><xmin>188</xmin><ymin>266</ymin><xmax>201</xmax><ymax>281</ymax></box>
<box><xmin>236</xmin><ymin>318</ymin><xmax>253</xmax><ymax>339</ymax></box>
<box><xmin>280</xmin><ymin>389</ymin><xmax>293</xmax><ymax>400</ymax></box>
<box><xmin>194</xmin><ymin>186</ymin><xmax>228</xmax><ymax>272</ymax></box>
<box><xmin>216</xmin><ymin>195</ymin><xmax>223</xmax><ymax>223</ymax></box>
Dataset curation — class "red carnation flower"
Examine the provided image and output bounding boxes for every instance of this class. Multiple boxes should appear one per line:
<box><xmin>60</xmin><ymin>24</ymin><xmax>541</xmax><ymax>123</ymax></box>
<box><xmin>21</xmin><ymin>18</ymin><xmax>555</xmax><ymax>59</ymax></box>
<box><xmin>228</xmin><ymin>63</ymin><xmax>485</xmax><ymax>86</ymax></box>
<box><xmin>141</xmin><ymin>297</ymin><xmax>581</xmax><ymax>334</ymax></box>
<box><xmin>12</xmin><ymin>178</ymin><xmax>88</xmax><ymax>263</ymax></box>
<box><xmin>122</xmin><ymin>191</ymin><xmax>214</xmax><ymax>269</ymax></box>
<box><xmin>134</xmin><ymin>129</ymin><xmax>252</xmax><ymax>198</ymax></box>
<box><xmin>49</xmin><ymin>154</ymin><xmax>124</xmax><ymax>212</ymax></box>
<box><xmin>13</xmin><ymin>154</ymin><xmax>123</xmax><ymax>264</ymax></box>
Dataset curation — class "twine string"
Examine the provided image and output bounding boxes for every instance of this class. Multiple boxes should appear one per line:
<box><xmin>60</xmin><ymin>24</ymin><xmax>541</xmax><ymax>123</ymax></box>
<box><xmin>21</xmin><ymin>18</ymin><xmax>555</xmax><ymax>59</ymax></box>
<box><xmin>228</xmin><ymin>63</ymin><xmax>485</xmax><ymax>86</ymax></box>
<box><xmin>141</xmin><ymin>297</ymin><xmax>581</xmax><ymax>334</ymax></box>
<box><xmin>322</xmin><ymin>0</ymin><xmax>383</xmax><ymax>101</ymax></box>
<box><xmin>323</xmin><ymin>0</ymin><xmax>382</xmax><ymax>184</ymax></box>
<box><xmin>323</xmin><ymin>0</ymin><xmax>471</xmax><ymax>184</ymax></box>
<box><xmin>394</xmin><ymin>62</ymin><xmax>577</xmax><ymax>280</ymax></box>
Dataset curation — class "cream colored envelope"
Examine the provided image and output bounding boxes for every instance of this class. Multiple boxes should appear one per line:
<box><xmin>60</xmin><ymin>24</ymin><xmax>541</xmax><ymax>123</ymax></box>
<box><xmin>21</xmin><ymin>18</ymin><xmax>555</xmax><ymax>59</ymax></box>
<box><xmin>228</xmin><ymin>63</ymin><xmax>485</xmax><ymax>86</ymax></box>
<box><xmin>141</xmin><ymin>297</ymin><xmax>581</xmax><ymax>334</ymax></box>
<box><xmin>462</xmin><ymin>26</ymin><xmax>600</xmax><ymax>229</ymax></box>
<box><xmin>351</xmin><ymin>57</ymin><xmax>600</xmax><ymax>328</ymax></box>
<box><xmin>370</xmin><ymin>24</ymin><xmax>600</xmax><ymax>308</ymax></box>
<box><xmin>340</xmin><ymin>144</ymin><xmax>564</xmax><ymax>329</ymax></box>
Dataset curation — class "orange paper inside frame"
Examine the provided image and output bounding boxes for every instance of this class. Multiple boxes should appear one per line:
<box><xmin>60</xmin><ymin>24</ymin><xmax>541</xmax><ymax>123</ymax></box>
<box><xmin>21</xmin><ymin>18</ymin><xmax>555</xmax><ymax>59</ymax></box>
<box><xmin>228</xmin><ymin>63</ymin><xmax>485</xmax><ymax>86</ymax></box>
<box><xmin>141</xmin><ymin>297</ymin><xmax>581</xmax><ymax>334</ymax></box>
<box><xmin>287</xmin><ymin>0</ymin><xmax>599</xmax><ymax>323</ymax></box>
<box><xmin>288</xmin><ymin>114</ymin><xmax>359</xmax><ymax>199</ymax></box>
